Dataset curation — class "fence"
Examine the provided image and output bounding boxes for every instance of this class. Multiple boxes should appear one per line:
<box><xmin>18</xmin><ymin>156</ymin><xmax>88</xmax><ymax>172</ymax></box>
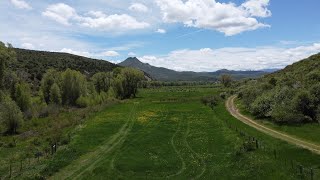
<box><xmin>224</xmin><ymin>119</ymin><xmax>320</xmax><ymax>180</ymax></box>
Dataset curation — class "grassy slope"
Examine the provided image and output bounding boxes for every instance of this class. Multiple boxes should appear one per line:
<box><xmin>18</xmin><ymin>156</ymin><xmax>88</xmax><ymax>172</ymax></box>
<box><xmin>37</xmin><ymin>87</ymin><xmax>320</xmax><ymax>179</ymax></box>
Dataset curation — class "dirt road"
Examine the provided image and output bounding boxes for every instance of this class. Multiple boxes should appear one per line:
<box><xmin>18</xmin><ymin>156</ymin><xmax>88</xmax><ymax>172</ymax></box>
<box><xmin>226</xmin><ymin>95</ymin><xmax>320</xmax><ymax>155</ymax></box>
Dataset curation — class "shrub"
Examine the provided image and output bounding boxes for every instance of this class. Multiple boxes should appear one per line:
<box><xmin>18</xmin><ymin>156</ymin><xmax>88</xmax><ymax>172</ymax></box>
<box><xmin>219</xmin><ymin>92</ymin><xmax>227</xmax><ymax>99</ymax></box>
<box><xmin>201</xmin><ymin>96</ymin><xmax>219</xmax><ymax>109</ymax></box>
<box><xmin>250</xmin><ymin>93</ymin><xmax>274</xmax><ymax>118</ymax></box>
<box><xmin>0</xmin><ymin>95</ymin><xmax>23</xmax><ymax>134</ymax></box>
<box><xmin>293</xmin><ymin>90</ymin><xmax>315</xmax><ymax>120</ymax></box>
<box><xmin>76</xmin><ymin>96</ymin><xmax>90</xmax><ymax>108</ymax></box>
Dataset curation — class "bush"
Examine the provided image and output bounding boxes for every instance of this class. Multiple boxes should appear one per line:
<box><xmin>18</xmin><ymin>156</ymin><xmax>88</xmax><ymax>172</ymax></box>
<box><xmin>219</xmin><ymin>92</ymin><xmax>227</xmax><ymax>99</ymax></box>
<box><xmin>0</xmin><ymin>95</ymin><xmax>23</xmax><ymax>134</ymax></box>
<box><xmin>293</xmin><ymin>90</ymin><xmax>315</xmax><ymax>120</ymax></box>
<box><xmin>76</xmin><ymin>96</ymin><xmax>90</xmax><ymax>108</ymax></box>
<box><xmin>201</xmin><ymin>96</ymin><xmax>219</xmax><ymax>109</ymax></box>
<box><xmin>250</xmin><ymin>93</ymin><xmax>274</xmax><ymax>118</ymax></box>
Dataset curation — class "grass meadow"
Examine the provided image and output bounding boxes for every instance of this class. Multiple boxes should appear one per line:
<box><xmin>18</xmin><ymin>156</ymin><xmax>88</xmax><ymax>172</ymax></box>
<box><xmin>1</xmin><ymin>86</ymin><xmax>320</xmax><ymax>179</ymax></box>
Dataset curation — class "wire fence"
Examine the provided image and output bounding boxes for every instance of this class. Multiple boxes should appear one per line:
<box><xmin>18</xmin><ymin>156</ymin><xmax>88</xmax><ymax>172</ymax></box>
<box><xmin>224</xmin><ymin>119</ymin><xmax>320</xmax><ymax>180</ymax></box>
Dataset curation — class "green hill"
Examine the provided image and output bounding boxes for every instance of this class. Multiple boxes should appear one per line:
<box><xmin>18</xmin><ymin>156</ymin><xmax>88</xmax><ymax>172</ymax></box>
<box><xmin>239</xmin><ymin>53</ymin><xmax>320</xmax><ymax>124</ymax></box>
<box><xmin>11</xmin><ymin>48</ymin><xmax>119</xmax><ymax>87</ymax></box>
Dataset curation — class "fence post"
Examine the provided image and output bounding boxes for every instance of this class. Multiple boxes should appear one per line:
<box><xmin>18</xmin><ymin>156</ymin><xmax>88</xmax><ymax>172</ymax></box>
<box><xmin>256</xmin><ymin>140</ymin><xmax>259</xmax><ymax>149</ymax></box>
<box><xmin>20</xmin><ymin>160</ymin><xmax>22</xmax><ymax>172</ymax></box>
<box><xmin>9</xmin><ymin>163</ymin><xmax>12</xmax><ymax>178</ymax></box>
<box><xmin>310</xmin><ymin>168</ymin><xmax>314</xmax><ymax>180</ymax></box>
<box><xmin>299</xmin><ymin>165</ymin><xmax>303</xmax><ymax>179</ymax></box>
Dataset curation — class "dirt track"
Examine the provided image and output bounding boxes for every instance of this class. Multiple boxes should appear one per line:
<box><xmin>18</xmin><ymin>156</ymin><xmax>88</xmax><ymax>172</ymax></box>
<box><xmin>226</xmin><ymin>95</ymin><xmax>320</xmax><ymax>155</ymax></box>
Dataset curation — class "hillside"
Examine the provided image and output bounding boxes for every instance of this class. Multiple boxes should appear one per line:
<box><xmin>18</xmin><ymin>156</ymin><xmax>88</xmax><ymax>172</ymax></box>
<box><xmin>119</xmin><ymin>57</ymin><xmax>214</xmax><ymax>81</ymax></box>
<box><xmin>11</xmin><ymin>48</ymin><xmax>119</xmax><ymax>87</ymax></box>
<box><xmin>119</xmin><ymin>57</ymin><xmax>273</xmax><ymax>81</ymax></box>
<box><xmin>239</xmin><ymin>53</ymin><xmax>320</xmax><ymax>124</ymax></box>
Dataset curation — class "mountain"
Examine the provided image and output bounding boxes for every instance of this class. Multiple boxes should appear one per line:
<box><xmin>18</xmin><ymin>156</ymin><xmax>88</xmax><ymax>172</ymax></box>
<box><xmin>11</xmin><ymin>48</ymin><xmax>119</xmax><ymax>87</ymax></box>
<box><xmin>119</xmin><ymin>57</ymin><xmax>272</xmax><ymax>81</ymax></box>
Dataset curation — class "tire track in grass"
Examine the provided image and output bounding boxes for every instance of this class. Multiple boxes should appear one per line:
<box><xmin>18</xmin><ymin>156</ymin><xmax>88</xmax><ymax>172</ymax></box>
<box><xmin>167</xmin><ymin>114</ymin><xmax>206</xmax><ymax>179</ymax></box>
<box><xmin>185</xmin><ymin>119</ymin><xmax>206</xmax><ymax>179</ymax></box>
<box><xmin>51</xmin><ymin>103</ymin><xmax>138</xmax><ymax>180</ymax></box>
<box><xmin>109</xmin><ymin>106</ymin><xmax>168</xmax><ymax>176</ymax></box>
<box><xmin>166</xmin><ymin>117</ymin><xmax>186</xmax><ymax>178</ymax></box>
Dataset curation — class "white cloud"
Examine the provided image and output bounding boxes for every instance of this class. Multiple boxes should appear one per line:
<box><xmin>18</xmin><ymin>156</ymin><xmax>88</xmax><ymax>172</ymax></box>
<box><xmin>21</xmin><ymin>42</ymin><xmax>34</xmax><ymax>49</ymax></box>
<box><xmin>60</xmin><ymin>48</ymin><xmax>91</xmax><ymax>57</ymax></box>
<box><xmin>139</xmin><ymin>43</ymin><xmax>320</xmax><ymax>72</ymax></box>
<box><xmin>241</xmin><ymin>0</ymin><xmax>271</xmax><ymax>17</ymax></box>
<box><xmin>42</xmin><ymin>3</ymin><xmax>77</xmax><ymax>26</ymax></box>
<box><xmin>156</xmin><ymin>0</ymin><xmax>271</xmax><ymax>36</ymax></box>
<box><xmin>60</xmin><ymin>48</ymin><xmax>120</xmax><ymax>57</ymax></box>
<box><xmin>10</xmin><ymin>0</ymin><xmax>32</xmax><ymax>10</ymax></box>
<box><xmin>156</xmin><ymin>28</ymin><xmax>166</xmax><ymax>34</ymax></box>
<box><xmin>43</xmin><ymin>3</ymin><xmax>150</xmax><ymax>31</ymax></box>
<box><xmin>128</xmin><ymin>52</ymin><xmax>136</xmax><ymax>56</ymax></box>
<box><xmin>129</xmin><ymin>3</ymin><xmax>149</xmax><ymax>13</ymax></box>
<box><xmin>79</xmin><ymin>12</ymin><xmax>150</xmax><ymax>31</ymax></box>
<box><xmin>101</xmin><ymin>50</ymin><xmax>120</xmax><ymax>57</ymax></box>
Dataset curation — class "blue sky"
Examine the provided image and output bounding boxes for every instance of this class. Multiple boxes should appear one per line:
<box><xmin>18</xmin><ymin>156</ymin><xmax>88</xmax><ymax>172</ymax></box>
<box><xmin>1</xmin><ymin>0</ymin><xmax>320</xmax><ymax>71</ymax></box>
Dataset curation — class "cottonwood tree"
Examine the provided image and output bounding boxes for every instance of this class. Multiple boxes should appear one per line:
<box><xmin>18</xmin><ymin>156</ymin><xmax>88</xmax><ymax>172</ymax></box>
<box><xmin>41</xmin><ymin>69</ymin><xmax>60</xmax><ymax>104</ymax></box>
<box><xmin>49</xmin><ymin>83</ymin><xmax>62</xmax><ymax>105</ymax></box>
<box><xmin>220</xmin><ymin>74</ymin><xmax>232</xmax><ymax>87</ymax></box>
<box><xmin>60</xmin><ymin>69</ymin><xmax>87</xmax><ymax>105</ymax></box>
<box><xmin>91</xmin><ymin>72</ymin><xmax>112</xmax><ymax>93</ymax></box>
<box><xmin>113</xmin><ymin>68</ymin><xmax>144</xmax><ymax>99</ymax></box>
<box><xmin>15</xmin><ymin>82</ymin><xmax>32</xmax><ymax>112</ymax></box>
<box><xmin>0</xmin><ymin>42</ymin><xmax>16</xmax><ymax>90</ymax></box>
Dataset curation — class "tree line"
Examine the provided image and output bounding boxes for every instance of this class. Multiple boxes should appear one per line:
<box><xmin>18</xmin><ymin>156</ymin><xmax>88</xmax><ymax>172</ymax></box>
<box><xmin>0</xmin><ymin>42</ymin><xmax>144</xmax><ymax>135</ymax></box>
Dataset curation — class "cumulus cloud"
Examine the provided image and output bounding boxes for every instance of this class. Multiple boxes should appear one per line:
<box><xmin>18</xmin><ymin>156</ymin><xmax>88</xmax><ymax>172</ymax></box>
<box><xmin>100</xmin><ymin>50</ymin><xmax>120</xmax><ymax>57</ymax></box>
<box><xmin>21</xmin><ymin>42</ymin><xmax>34</xmax><ymax>49</ymax></box>
<box><xmin>156</xmin><ymin>0</ymin><xmax>271</xmax><ymax>36</ymax></box>
<box><xmin>42</xmin><ymin>3</ymin><xmax>76</xmax><ymax>25</ymax></box>
<box><xmin>129</xmin><ymin>3</ymin><xmax>149</xmax><ymax>13</ymax></box>
<box><xmin>60</xmin><ymin>48</ymin><xmax>91</xmax><ymax>57</ymax></box>
<box><xmin>139</xmin><ymin>43</ymin><xmax>320</xmax><ymax>72</ymax></box>
<box><xmin>60</xmin><ymin>48</ymin><xmax>120</xmax><ymax>57</ymax></box>
<box><xmin>156</xmin><ymin>28</ymin><xmax>166</xmax><ymax>34</ymax></box>
<box><xmin>128</xmin><ymin>52</ymin><xmax>136</xmax><ymax>56</ymax></box>
<box><xmin>10</xmin><ymin>0</ymin><xmax>32</xmax><ymax>10</ymax></box>
<box><xmin>43</xmin><ymin>3</ymin><xmax>150</xmax><ymax>31</ymax></box>
<box><xmin>241</xmin><ymin>0</ymin><xmax>271</xmax><ymax>17</ymax></box>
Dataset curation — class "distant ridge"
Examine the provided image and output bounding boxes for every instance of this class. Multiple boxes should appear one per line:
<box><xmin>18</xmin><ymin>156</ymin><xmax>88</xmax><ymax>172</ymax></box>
<box><xmin>119</xmin><ymin>57</ymin><xmax>274</xmax><ymax>81</ymax></box>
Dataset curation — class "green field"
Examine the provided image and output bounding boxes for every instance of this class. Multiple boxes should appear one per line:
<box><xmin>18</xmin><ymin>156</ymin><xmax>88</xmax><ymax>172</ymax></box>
<box><xmin>1</xmin><ymin>86</ymin><xmax>320</xmax><ymax>179</ymax></box>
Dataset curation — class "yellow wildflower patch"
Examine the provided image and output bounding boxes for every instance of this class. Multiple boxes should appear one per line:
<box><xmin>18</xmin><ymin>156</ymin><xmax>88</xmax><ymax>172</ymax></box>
<box><xmin>137</xmin><ymin>111</ymin><xmax>157</xmax><ymax>124</ymax></box>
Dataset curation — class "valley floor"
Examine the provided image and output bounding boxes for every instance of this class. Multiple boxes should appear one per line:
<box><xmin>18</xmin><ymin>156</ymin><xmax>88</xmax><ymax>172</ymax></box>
<box><xmin>1</xmin><ymin>86</ymin><xmax>320</xmax><ymax>179</ymax></box>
